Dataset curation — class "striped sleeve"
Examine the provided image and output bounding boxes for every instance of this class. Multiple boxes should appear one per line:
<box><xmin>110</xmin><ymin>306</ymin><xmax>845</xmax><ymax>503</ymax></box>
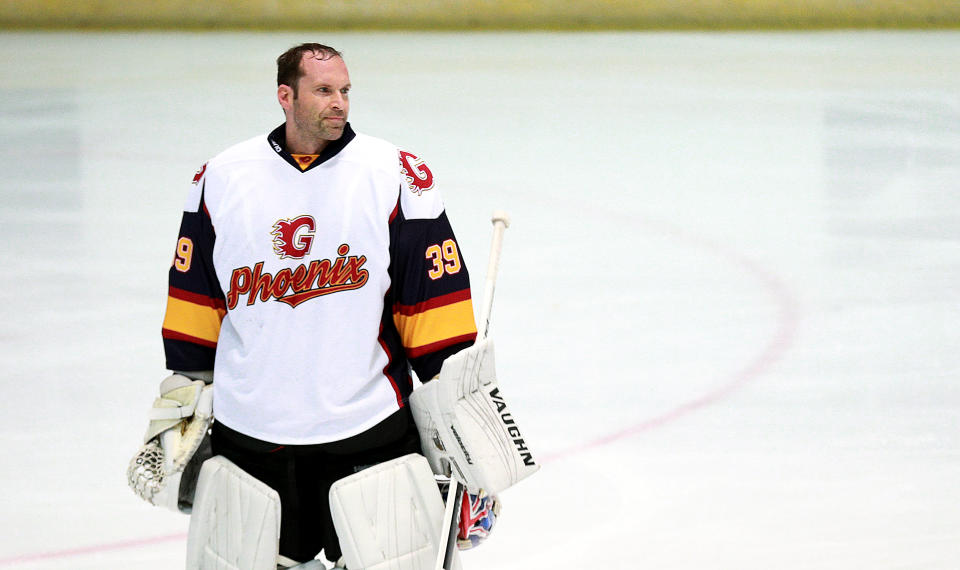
<box><xmin>162</xmin><ymin>177</ymin><xmax>226</xmax><ymax>372</ymax></box>
<box><xmin>389</xmin><ymin>204</ymin><xmax>477</xmax><ymax>381</ymax></box>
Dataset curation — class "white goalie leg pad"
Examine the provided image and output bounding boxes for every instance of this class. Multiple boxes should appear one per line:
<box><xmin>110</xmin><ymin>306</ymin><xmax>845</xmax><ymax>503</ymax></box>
<box><xmin>329</xmin><ymin>454</ymin><xmax>460</xmax><ymax>570</ymax></box>
<box><xmin>186</xmin><ymin>456</ymin><xmax>281</xmax><ymax>570</ymax></box>
<box><xmin>410</xmin><ymin>338</ymin><xmax>539</xmax><ymax>496</ymax></box>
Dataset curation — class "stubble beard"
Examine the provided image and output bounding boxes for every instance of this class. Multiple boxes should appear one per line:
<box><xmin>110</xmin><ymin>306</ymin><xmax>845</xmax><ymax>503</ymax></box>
<box><xmin>317</xmin><ymin>115</ymin><xmax>346</xmax><ymax>141</ymax></box>
<box><xmin>292</xmin><ymin>106</ymin><xmax>346</xmax><ymax>147</ymax></box>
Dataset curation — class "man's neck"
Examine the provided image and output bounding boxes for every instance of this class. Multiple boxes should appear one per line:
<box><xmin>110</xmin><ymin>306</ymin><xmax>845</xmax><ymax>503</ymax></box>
<box><xmin>284</xmin><ymin>126</ymin><xmax>331</xmax><ymax>155</ymax></box>
<box><xmin>267</xmin><ymin>123</ymin><xmax>355</xmax><ymax>173</ymax></box>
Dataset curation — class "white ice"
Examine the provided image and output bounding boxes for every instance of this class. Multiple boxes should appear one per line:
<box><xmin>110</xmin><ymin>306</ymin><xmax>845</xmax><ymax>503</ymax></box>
<box><xmin>0</xmin><ymin>31</ymin><xmax>958</xmax><ymax>569</ymax></box>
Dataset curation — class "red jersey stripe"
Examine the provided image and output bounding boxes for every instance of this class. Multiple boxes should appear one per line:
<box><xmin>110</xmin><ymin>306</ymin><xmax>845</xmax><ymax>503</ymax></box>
<box><xmin>162</xmin><ymin>328</ymin><xmax>218</xmax><ymax>348</ymax></box>
<box><xmin>393</xmin><ymin>288</ymin><xmax>472</xmax><ymax>317</ymax></box>
<box><xmin>406</xmin><ymin>332</ymin><xmax>477</xmax><ymax>359</ymax></box>
<box><xmin>168</xmin><ymin>286</ymin><xmax>227</xmax><ymax>310</ymax></box>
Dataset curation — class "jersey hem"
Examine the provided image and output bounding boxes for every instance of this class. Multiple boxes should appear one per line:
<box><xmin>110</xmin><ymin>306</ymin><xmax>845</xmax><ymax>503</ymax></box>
<box><xmin>212</xmin><ymin>402</ymin><xmax>403</xmax><ymax>446</ymax></box>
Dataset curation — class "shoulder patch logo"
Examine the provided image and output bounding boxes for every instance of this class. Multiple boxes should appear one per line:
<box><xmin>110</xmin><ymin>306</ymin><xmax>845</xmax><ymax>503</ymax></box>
<box><xmin>271</xmin><ymin>215</ymin><xmax>316</xmax><ymax>259</ymax></box>
<box><xmin>192</xmin><ymin>163</ymin><xmax>207</xmax><ymax>185</ymax></box>
<box><xmin>399</xmin><ymin>150</ymin><xmax>435</xmax><ymax>195</ymax></box>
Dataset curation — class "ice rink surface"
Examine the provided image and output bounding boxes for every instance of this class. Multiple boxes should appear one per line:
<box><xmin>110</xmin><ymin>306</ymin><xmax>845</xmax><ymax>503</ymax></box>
<box><xmin>1</xmin><ymin>30</ymin><xmax>958</xmax><ymax>568</ymax></box>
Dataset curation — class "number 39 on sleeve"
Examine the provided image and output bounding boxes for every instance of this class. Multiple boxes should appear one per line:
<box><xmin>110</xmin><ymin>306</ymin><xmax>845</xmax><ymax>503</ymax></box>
<box><xmin>425</xmin><ymin>239</ymin><xmax>462</xmax><ymax>280</ymax></box>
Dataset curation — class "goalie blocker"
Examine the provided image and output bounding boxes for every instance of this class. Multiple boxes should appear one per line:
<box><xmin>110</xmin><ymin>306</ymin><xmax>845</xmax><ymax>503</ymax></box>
<box><xmin>410</xmin><ymin>338</ymin><xmax>539</xmax><ymax>496</ymax></box>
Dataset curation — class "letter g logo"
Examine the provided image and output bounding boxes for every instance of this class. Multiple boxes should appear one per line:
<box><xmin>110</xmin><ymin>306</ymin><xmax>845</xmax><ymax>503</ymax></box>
<box><xmin>271</xmin><ymin>215</ymin><xmax>316</xmax><ymax>259</ymax></box>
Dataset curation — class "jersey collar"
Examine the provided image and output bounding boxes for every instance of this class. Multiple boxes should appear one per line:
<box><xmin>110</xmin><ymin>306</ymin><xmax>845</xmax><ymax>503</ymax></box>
<box><xmin>267</xmin><ymin>122</ymin><xmax>357</xmax><ymax>173</ymax></box>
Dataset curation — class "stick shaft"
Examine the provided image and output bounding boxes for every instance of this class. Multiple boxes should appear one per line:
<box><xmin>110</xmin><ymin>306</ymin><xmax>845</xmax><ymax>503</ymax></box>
<box><xmin>435</xmin><ymin>212</ymin><xmax>510</xmax><ymax>570</ymax></box>
<box><xmin>477</xmin><ymin>217</ymin><xmax>509</xmax><ymax>341</ymax></box>
<box><xmin>434</xmin><ymin>480</ymin><xmax>463</xmax><ymax>570</ymax></box>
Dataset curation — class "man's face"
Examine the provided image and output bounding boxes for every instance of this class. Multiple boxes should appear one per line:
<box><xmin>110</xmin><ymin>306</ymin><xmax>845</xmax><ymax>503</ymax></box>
<box><xmin>282</xmin><ymin>53</ymin><xmax>351</xmax><ymax>145</ymax></box>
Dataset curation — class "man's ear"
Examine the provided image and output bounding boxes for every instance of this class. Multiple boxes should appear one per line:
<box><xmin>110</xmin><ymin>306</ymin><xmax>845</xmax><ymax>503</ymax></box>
<box><xmin>277</xmin><ymin>84</ymin><xmax>294</xmax><ymax>111</ymax></box>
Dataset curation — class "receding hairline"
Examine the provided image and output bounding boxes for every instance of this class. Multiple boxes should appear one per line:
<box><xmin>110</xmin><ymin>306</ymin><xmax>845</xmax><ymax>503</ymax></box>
<box><xmin>302</xmin><ymin>48</ymin><xmax>342</xmax><ymax>63</ymax></box>
<box><xmin>276</xmin><ymin>43</ymin><xmax>344</xmax><ymax>90</ymax></box>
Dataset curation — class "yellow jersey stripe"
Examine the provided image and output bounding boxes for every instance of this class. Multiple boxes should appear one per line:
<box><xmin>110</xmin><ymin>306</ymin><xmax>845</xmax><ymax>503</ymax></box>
<box><xmin>393</xmin><ymin>299</ymin><xmax>476</xmax><ymax>354</ymax></box>
<box><xmin>162</xmin><ymin>296</ymin><xmax>226</xmax><ymax>345</ymax></box>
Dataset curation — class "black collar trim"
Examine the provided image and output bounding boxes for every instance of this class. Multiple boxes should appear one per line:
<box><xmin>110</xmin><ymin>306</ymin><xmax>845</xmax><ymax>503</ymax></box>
<box><xmin>267</xmin><ymin>122</ymin><xmax>356</xmax><ymax>173</ymax></box>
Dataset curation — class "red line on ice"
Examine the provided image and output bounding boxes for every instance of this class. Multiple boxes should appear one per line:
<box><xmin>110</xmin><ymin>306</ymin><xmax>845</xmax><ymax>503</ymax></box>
<box><xmin>0</xmin><ymin>533</ymin><xmax>187</xmax><ymax>566</ymax></box>
<box><xmin>541</xmin><ymin>216</ymin><xmax>800</xmax><ymax>464</ymax></box>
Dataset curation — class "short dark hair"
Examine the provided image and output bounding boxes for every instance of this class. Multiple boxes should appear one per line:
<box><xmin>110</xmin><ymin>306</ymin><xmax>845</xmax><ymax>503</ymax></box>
<box><xmin>276</xmin><ymin>43</ymin><xmax>343</xmax><ymax>95</ymax></box>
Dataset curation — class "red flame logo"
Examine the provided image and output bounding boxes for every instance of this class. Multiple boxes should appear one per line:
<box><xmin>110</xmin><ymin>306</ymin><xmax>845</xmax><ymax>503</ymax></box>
<box><xmin>191</xmin><ymin>163</ymin><xmax>207</xmax><ymax>185</ymax></box>
<box><xmin>271</xmin><ymin>215</ymin><xmax>316</xmax><ymax>259</ymax></box>
<box><xmin>399</xmin><ymin>150</ymin><xmax>435</xmax><ymax>195</ymax></box>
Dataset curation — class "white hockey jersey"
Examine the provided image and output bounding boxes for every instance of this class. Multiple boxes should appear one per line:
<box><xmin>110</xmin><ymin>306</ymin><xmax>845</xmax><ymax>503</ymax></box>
<box><xmin>161</xmin><ymin>123</ymin><xmax>477</xmax><ymax>444</ymax></box>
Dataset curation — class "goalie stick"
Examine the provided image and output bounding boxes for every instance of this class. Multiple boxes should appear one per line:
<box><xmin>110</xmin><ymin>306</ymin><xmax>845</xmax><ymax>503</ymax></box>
<box><xmin>434</xmin><ymin>210</ymin><xmax>511</xmax><ymax>570</ymax></box>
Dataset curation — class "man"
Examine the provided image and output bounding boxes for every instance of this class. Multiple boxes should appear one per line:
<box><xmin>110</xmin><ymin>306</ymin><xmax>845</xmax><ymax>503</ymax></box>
<box><xmin>156</xmin><ymin>43</ymin><xmax>479</xmax><ymax>566</ymax></box>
